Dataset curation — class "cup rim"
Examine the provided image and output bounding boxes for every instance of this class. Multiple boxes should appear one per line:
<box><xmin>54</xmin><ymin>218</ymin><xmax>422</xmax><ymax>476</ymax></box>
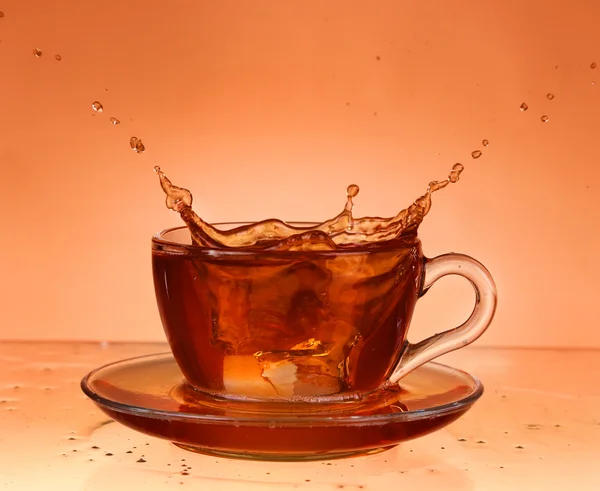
<box><xmin>152</xmin><ymin>224</ymin><xmax>421</xmax><ymax>257</ymax></box>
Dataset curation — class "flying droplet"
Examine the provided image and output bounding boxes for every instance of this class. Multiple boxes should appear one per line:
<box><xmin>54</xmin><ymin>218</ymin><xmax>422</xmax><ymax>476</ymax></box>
<box><xmin>449</xmin><ymin>163</ymin><xmax>463</xmax><ymax>183</ymax></box>
<box><xmin>591</xmin><ymin>62</ymin><xmax>597</xmax><ymax>69</ymax></box>
<box><xmin>92</xmin><ymin>101</ymin><xmax>103</xmax><ymax>113</ymax></box>
<box><xmin>33</xmin><ymin>48</ymin><xmax>42</xmax><ymax>57</ymax></box>
<box><xmin>109</xmin><ymin>117</ymin><xmax>120</xmax><ymax>125</ymax></box>
<box><xmin>0</xmin><ymin>11</ymin><xmax>5</xmax><ymax>18</ymax></box>
<box><xmin>482</xmin><ymin>139</ymin><xmax>489</xmax><ymax>147</ymax></box>
<box><xmin>541</xmin><ymin>115</ymin><xmax>549</xmax><ymax>123</ymax></box>
<box><xmin>471</xmin><ymin>150</ymin><xmax>482</xmax><ymax>159</ymax></box>
<box><xmin>347</xmin><ymin>184</ymin><xmax>359</xmax><ymax>198</ymax></box>
<box><xmin>154</xmin><ymin>165</ymin><xmax>161</xmax><ymax>173</ymax></box>
<box><xmin>520</xmin><ymin>102</ymin><xmax>528</xmax><ymax>112</ymax></box>
<box><xmin>130</xmin><ymin>136</ymin><xmax>146</xmax><ymax>154</ymax></box>
<box><xmin>546</xmin><ymin>93</ymin><xmax>554</xmax><ymax>100</ymax></box>
<box><xmin>55</xmin><ymin>54</ymin><xmax>62</xmax><ymax>61</ymax></box>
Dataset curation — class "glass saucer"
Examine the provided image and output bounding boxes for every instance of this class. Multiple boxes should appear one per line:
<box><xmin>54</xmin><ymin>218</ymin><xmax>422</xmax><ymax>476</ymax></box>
<box><xmin>81</xmin><ymin>353</ymin><xmax>483</xmax><ymax>461</ymax></box>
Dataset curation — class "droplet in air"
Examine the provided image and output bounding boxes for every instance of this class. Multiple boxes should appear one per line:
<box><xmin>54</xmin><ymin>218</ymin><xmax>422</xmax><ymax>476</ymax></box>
<box><xmin>130</xmin><ymin>136</ymin><xmax>146</xmax><ymax>154</ymax></box>
<box><xmin>546</xmin><ymin>93</ymin><xmax>555</xmax><ymax>100</ymax></box>
<box><xmin>541</xmin><ymin>115</ymin><xmax>549</xmax><ymax>123</ymax></box>
<box><xmin>482</xmin><ymin>139</ymin><xmax>489</xmax><ymax>147</ymax></box>
<box><xmin>520</xmin><ymin>102</ymin><xmax>528</xmax><ymax>111</ymax></box>
<box><xmin>92</xmin><ymin>101</ymin><xmax>103</xmax><ymax>113</ymax></box>
<box><xmin>347</xmin><ymin>184</ymin><xmax>359</xmax><ymax>197</ymax></box>
<box><xmin>55</xmin><ymin>54</ymin><xmax>62</xmax><ymax>61</ymax></box>
<box><xmin>449</xmin><ymin>163</ymin><xmax>464</xmax><ymax>183</ymax></box>
<box><xmin>471</xmin><ymin>150</ymin><xmax>482</xmax><ymax>159</ymax></box>
<box><xmin>0</xmin><ymin>11</ymin><xmax>4</xmax><ymax>18</ymax></box>
<box><xmin>591</xmin><ymin>62</ymin><xmax>597</xmax><ymax>69</ymax></box>
<box><xmin>109</xmin><ymin>117</ymin><xmax>120</xmax><ymax>125</ymax></box>
<box><xmin>33</xmin><ymin>48</ymin><xmax>43</xmax><ymax>57</ymax></box>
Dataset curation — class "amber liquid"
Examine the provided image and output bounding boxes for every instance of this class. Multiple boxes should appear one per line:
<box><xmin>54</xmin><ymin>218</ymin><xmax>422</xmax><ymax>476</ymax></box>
<box><xmin>153</xmin><ymin>236</ymin><xmax>423</xmax><ymax>399</ymax></box>
<box><xmin>153</xmin><ymin>164</ymin><xmax>462</xmax><ymax>401</ymax></box>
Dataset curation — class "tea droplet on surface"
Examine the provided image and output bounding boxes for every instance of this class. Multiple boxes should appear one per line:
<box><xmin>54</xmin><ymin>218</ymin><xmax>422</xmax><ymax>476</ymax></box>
<box><xmin>92</xmin><ymin>101</ymin><xmax>103</xmax><ymax>113</ymax></box>
<box><xmin>520</xmin><ymin>102</ymin><xmax>528</xmax><ymax>111</ymax></box>
<box><xmin>546</xmin><ymin>93</ymin><xmax>554</xmax><ymax>100</ymax></box>
<box><xmin>591</xmin><ymin>62</ymin><xmax>597</xmax><ymax>69</ymax></box>
<box><xmin>130</xmin><ymin>136</ymin><xmax>145</xmax><ymax>153</ymax></box>
<box><xmin>55</xmin><ymin>54</ymin><xmax>62</xmax><ymax>61</ymax></box>
<box><xmin>482</xmin><ymin>139</ymin><xmax>489</xmax><ymax>147</ymax></box>
<box><xmin>109</xmin><ymin>117</ymin><xmax>120</xmax><ymax>125</ymax></box>
<box><xmin>541</xmin><ymin>115</ymin><xmax>549</xmax><ymax>123</ymax></box>
<box><xmin>33</xmin><ymin>48</ymin><xmax>42</xmax><ymax>57</ymax></box>
<box><xmin>471</xmin><ymin>150</ymin><xmax>482</xmax><ymax>159</ymax></box>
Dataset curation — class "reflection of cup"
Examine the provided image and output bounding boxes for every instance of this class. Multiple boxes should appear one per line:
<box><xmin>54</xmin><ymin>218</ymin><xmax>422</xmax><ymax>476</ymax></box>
<box><xmin>152</xmin><ymin>224</ymin><xmax>496</xmax><ymax>403</ymax></box>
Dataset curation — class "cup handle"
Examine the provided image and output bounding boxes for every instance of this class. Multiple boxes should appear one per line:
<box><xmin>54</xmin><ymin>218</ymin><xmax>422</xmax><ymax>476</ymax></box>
<box><xmin>389</xmin><ymin>253</ymin><xmax>497</xmax><ymax>384</ymax></box>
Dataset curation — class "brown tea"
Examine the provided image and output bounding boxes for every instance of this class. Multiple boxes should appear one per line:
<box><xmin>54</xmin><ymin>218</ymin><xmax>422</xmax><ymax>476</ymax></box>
<box><xmin>152</xmin><ymin>165</ymin><xmax>463</xmax><ymax>401</ymax></box>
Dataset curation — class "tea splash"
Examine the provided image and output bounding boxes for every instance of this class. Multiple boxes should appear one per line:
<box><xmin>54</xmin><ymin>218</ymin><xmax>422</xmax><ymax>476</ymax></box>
<box><xmin>154</xmin><ymin>163</ymin><xmax>464</xmax><ymax>251</ymax></box>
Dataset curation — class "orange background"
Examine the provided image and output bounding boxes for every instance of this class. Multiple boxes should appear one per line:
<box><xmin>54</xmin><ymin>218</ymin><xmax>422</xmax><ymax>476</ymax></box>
<box><xmin>0</xmin><ymin>0</ymin><xmax>598</xmax><ymax>347</ymax></box>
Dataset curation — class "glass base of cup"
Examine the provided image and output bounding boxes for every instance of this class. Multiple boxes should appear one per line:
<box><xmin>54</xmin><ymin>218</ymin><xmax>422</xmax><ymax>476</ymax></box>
<box><xmin>170</xmin><ymin>380</ymin><xmax>407</xmax><ymax>416</ymax></box>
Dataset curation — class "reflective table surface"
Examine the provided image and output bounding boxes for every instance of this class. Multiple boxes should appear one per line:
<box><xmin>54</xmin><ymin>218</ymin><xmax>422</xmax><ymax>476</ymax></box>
<box><xmin>1</xmin><ymin>342</ymin><xmax>599</xmax><ymax>490</ymax></box>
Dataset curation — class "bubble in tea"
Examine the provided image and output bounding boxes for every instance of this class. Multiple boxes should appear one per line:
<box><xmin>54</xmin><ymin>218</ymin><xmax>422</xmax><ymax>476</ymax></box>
<box><xmin>55</xmin><ymin>54</ymin><xmax>62</xmax><ymax>61</ymax></box>
<box><xmin>546</xmin><ymin>93</ymin><xmax>554</xmax><ymax>100</ymax></box>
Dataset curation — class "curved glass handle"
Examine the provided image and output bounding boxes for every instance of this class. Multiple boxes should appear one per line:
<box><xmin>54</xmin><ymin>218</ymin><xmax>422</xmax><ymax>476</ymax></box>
<box><xmin>389</xmin><ymin>253</ymin><xmax>497</xmax><ymax>384</ymax></box>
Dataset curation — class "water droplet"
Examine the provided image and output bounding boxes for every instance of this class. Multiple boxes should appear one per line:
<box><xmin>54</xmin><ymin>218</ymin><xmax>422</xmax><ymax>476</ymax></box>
<box><xmin>55</xmin><ymin>54</ymin><xmax>62</xmax><ymax>61</ymax></box>
<box><xmin>471</xmin><ymin>150</ymin><xmax>482</xmax><ymax>159</ymax></box>
<box><xmin>153</xmin><ymin>165</ymin><xmax>161</xmax><ymax>173</ymax></box>
<box><xmin>92</xmin><ymin>101</ymin><xmax>103</xmax><ymax>113</ymax></box>
<box><xmin>541</xmin><ymin>115</ymin><xmax>549</xmax><ymax>123</ymax></box>
<box><xmin>109</xmin><ymin>117</ymin><xmax>120</xmax><ymax>125</ymax></box>
<box><xmin>0</xmin><ymin>11</ymin><xmax>4</xmax><ymax>18</ymax></box>
<box><xmin>130</xmin><ymin>136</ymin><xmax>146</xmax><ymax>154</ymax></box>
<box><xmin>376</xmin><ymin>55</ymin><xmax>381</xmax><ymax>61</ymax></box>
<box><xmin>482</xmin><ymin>139</ymin><xmax>489</xmax><ymax>147</ymax></box>
<box><xmin>347</xmin><ymin>184</ymin><xmax>359</xmax><ymax>198</ymax></box>
<box><xmin>520</xmin><ymin>102</ymin><xmax>528</xmax><ymax>111</ymax></box>
<box><xmin>546</xmin><ymin>93</ymin><xmax>554</xmax><ymax>100</ymax></box>
<box><xmin>592</xmin><ymin>62</ymin><xmax>597</xmax><ymax>69</ymax></box>
<box><xmin>33</xmin><ymin>48</ymin><xmax>42</xmax><ymax>57</ymax></box>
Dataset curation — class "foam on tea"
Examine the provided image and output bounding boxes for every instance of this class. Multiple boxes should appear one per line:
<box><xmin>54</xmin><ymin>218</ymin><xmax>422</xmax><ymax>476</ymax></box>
<box><xmin>154</xmin><ymin>163</ymin><xmax>463</xmax><ymax>251</ymax></box>
<box><xmin>153</xmin><ymin>164</ymin><xmax>464</xmax><ymax>400</ymax></box>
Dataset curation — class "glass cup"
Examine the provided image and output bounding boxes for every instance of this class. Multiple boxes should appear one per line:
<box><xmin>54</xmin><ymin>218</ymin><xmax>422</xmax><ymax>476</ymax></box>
<box><xmin>152</xmin><ymin>224</ymin><xmax>496</xmax><ymax>403</ymax></box>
